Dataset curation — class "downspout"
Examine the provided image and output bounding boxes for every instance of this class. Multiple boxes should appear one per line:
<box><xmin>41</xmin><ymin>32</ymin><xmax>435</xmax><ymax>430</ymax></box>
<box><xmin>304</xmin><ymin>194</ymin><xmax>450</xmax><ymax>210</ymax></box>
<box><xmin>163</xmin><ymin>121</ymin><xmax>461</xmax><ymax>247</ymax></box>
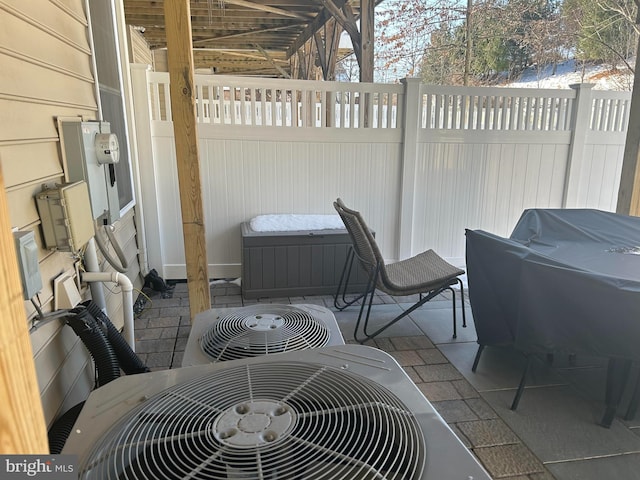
<box><xmin>81</xmin><ymin>271</ymin><xmax>135</xmax><ymax>351</ymax></box>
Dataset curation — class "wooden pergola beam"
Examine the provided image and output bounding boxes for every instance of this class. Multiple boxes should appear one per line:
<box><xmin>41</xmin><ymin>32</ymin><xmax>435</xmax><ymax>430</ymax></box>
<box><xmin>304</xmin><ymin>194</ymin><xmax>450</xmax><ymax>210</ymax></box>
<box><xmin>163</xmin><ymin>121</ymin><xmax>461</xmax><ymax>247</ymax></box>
<box><xmin>0</xmin><ymin>165</ymin><xmax>48</xmax><ymax>454</ymax></box>
<box><xmin>286</xmin><ymin>0</ymin><xmax>349</xmax><ymax>59</ymax></box>
<box><xmin>255</xmin><ymin>44</ymin><xmax>291</xmax><ymax>78</ymax></box>
<box><xmin>192</xmin><ymin>24</ymin><xmax>302</xmax><ymax>46</ymax></box>
<box><xmin>317</xmin><ymin>0</ymin><xmax>361</xmax><ymax>67</ymax></box>
<box><xmin>164</xmin><ymin>0</ymin><xmax>211</xmax><ymax>320</ymax></box>
<box><xmin>313</xmin><ymin>19</ymin><xmax>342</xmax><ymax>80</ymax></box>
<box><xmin>314</xmin><ymin>31</ymin><xmax>328</xmax><ymax>78</ymax></box>
<box><xmin>221</xmin><ymin>0</ymin><xmax>313</xmax><ymax>20</ymax></box>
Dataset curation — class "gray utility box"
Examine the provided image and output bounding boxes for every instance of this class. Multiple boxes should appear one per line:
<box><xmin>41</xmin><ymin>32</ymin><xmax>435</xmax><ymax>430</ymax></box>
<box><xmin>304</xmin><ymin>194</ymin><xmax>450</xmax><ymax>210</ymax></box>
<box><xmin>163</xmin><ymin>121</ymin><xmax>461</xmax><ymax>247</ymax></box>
<box><xmin>241</xmin><ymin>222</ymin><xmax>371</xmax><ymax>299</ymax></box>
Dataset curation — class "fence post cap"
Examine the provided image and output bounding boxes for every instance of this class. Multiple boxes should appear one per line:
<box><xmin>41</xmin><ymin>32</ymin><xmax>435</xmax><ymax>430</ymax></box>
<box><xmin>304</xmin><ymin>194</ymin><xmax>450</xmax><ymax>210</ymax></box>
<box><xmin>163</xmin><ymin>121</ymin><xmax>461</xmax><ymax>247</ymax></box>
<box><xmin>569</xmin><ymin>83</ymin><xmax>595</xmax><ymax>90</ymax></box>
<box><xmin>401</xmin><ymin>77</ymin><xmax>422</xmax><ymax>86</ymax></box>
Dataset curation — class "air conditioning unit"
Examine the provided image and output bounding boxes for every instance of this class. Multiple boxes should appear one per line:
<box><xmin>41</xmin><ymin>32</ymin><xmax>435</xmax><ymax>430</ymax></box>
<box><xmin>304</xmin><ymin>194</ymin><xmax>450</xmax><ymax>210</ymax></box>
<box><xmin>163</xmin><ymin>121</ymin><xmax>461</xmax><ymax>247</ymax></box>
<box><xmin>181</xmin><ymin>304</ymin><xmax>345</xmax><ymax>367</ymax></box>
<box><xmin>63</xmin><ymin>345</ymin><xmax>491</xmax><ymax>479</ymax></box>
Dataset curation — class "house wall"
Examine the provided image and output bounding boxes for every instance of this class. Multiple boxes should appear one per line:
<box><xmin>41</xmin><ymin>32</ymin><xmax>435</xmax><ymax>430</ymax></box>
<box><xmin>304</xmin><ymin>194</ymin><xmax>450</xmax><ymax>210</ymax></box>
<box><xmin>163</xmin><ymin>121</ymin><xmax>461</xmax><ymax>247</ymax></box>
<box><xmin>127</xmin><ymin>26</ymin><xmax>153</xmax><ymax>66</ymax></box>
<box><xmin>1</xmin><ymin>0</ymin><xmax>142</xmax><ymax>429</ymax></box>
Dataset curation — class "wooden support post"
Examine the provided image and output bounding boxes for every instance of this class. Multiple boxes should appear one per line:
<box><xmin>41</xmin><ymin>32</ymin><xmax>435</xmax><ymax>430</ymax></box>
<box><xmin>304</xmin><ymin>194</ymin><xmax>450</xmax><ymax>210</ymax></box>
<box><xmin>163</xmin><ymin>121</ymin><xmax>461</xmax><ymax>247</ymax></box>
<box><xmin>324</xmin><ymin>20</ymin><xmax>343</xmax><ymax>81</ymax></box>
<box><xmin>360</xmin><ymin>0</ymin><xmax>374</xmax><ymax>126</ymax></box>
<box><xmin>617</xmin><ymin>117</ymin><xmax>640</xmax><ymax>215</ymax></box>
<box><xmin>617</xmin><ymin>31</ymin><xmax>640</xmax><ymax>216</ymax></box>
<box><xmin>360</xmin><ymin>0</ymin><xmax>374</xmax><ymax>83</ymax></box>
<box><xmin>0</xmin><ymin>165</ymin><xmax>48</xmax><ymax>453</ymax></box>
<box><xmin>314</xmin><ymin>31</ymin><xmax>329</xmax><ymax>80</ymax></box>
<box><xmin>164</xmin><ymin>0</ymin><xmax>211</xmax><ymax>319</ymax></box>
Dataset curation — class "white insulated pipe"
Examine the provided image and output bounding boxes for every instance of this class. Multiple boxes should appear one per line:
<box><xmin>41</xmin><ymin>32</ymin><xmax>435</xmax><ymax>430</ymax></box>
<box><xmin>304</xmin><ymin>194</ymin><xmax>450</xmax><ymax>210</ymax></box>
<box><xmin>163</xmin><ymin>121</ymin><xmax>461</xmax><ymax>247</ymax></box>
<box><xmin>84</xmin><ymin>238</ymin><xmax>107</xmax><ymax>312</ymax></box>
<box><xmin>82</xmin><ymin>271</ymin><xmax>135</xmax><ymax>352</ymax></box>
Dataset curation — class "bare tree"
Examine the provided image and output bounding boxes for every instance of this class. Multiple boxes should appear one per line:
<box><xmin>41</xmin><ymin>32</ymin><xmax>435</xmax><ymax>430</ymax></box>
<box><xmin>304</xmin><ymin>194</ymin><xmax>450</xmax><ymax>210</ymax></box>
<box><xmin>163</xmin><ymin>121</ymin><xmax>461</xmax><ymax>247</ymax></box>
<box><xmin>376</xmin><ymin>0</ymin><xmax>467</xmax><ymax>79</ymax></box>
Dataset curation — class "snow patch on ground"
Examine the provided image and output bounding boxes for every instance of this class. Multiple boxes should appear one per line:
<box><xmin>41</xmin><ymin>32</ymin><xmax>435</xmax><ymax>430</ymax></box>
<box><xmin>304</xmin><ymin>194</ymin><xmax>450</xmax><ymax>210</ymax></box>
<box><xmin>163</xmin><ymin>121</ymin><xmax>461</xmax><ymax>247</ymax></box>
<box><xmin>502</xmin><ymin>59</ymin><xmax>634</xmax><ymax>91</ymax></box>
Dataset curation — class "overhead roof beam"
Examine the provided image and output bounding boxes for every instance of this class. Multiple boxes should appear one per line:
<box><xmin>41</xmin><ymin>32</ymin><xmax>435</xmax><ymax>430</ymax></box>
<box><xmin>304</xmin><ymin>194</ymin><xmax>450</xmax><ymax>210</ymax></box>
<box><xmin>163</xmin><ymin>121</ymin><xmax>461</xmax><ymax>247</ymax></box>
<box><xmin>319</xmin><ymin>0</ymin><xmax>360</xmax><ymax>66</ymax></box>
<box><xmin>222</xmin><ymin>0</ymin><xmax>312</xmax><ymax>19</ymax></box>
<box><xmin>192</xmin><ymin>24</ymin><xmax>302</xmax><ymax>46</ymax></box>
<box><xmin>286</xmin><ymin>0</ymin><xmax>349</xmax><ymax>59</ymax></box>
<box><xmin>196</xmin><ymin>49</ymin><xmax>288</xmax><ymax>63</ymax></box>
<box><xmin>255</xmin><ymin>44</ymin><xmax>292</xmax><ymax>78</ymax></box>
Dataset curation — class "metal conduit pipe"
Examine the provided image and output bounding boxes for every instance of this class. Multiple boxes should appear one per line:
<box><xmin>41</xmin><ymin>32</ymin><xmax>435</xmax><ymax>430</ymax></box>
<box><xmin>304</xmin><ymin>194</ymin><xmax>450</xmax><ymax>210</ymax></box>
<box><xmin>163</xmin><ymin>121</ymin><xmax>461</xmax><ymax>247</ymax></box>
<box><xmin>81</xmin><ymin>271</ymin><xmax>135</xmax><ymax>351</ymax></box>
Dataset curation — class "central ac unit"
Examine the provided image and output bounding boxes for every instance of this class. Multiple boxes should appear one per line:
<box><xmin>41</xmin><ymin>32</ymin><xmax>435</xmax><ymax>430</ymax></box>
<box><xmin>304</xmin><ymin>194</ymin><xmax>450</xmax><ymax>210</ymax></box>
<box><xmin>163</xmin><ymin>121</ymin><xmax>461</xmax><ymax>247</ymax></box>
<box><xmin>63</xmin><ymin>345</ymin><xmax>491</xmax><ymax>479</ymax></box>
<box><xmin>182</xmin><ymin>304</ymin><xmax>344</xmax><ymax>366</ymax></box>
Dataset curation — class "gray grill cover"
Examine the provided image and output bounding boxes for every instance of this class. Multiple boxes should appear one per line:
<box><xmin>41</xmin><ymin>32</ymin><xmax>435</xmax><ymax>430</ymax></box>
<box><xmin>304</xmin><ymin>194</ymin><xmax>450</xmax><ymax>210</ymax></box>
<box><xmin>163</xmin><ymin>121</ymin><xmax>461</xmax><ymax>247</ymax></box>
<box><xmin>466</xmin><ymin>209</ymin><xmax>640</xmax><ymax>360</ymax></box>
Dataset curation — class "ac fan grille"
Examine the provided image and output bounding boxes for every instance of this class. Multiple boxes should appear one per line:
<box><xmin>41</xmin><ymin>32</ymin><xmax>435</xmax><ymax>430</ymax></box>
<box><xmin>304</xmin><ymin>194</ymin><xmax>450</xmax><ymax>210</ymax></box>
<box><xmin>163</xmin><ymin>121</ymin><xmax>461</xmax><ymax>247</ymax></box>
<box><xmin>199</xmin><ymin>305</ymin><xmax>331</xmax><ymax>361</ymax></box>
<box><xmin>80</xmin><ymin>362</ymin><xmax>425</xmax><ymax>479</ymax></box>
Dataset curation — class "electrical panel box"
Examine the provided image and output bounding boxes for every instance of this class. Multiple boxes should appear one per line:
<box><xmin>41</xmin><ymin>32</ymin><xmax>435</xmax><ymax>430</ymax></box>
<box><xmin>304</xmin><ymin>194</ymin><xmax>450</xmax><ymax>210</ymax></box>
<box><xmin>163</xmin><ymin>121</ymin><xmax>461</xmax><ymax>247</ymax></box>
<box><xmin>36</xmin><ymin>181</ymin><xmax>95</xmax><ymax>252</ymax></box>
<box><xmin>61</xmin><ymin>121</ymin><xmax>120</xmax><ymax>224</ymax></box>
<box><xmin>13</xmin><ymin>230</ymin><xmax>43</xmax><ymax>300</ymax></box>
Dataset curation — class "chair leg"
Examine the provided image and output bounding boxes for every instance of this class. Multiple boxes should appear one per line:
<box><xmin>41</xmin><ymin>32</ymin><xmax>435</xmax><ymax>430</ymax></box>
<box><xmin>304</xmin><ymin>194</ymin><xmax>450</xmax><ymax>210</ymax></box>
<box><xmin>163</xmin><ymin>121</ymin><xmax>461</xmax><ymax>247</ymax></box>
<box><xmin>472</xmin><ymin>344</ymin><xmax>485</xmax><ymax>372</ymax></box>
<box><xmin>601</xmin><ymin>358</ymin><xmax>632</xmax><ymax>428</ymax></box>
<box><xmin>354</xmin><ymin>273</ymin><xmax>461</xmax><ymax>344</ymax></box>
<box><xmin>624</xmin><ymin>368</ymin><xmax>640</xmax><ymax>421</ymax></box>
<box><xmin>511</xmin><ymin>355</ymin><xmax>532</xmax><ymax>410</ymax></box>
<box><xmin>353</xmin><ymin>265</ymin><xmax>380</xmax><ymax>344</ymax></box>
<box><xmin>446</xmin><ymin>278</ymin><xmax>467</xmax><ymax>339</ymax></box>
<box><xmin>448</xmin><ymin>286</ymin><xmax>457</xmax><ymax>339</ymax></box>
<box><xmin>334</xmin><ymin>248</ymin><xmax>367</xmax><ymax>311</ymax></box>
<box><xmin>457</xmin><ymin>278</ymin><xmax>467</xmax><ymax>328</ymax></box>
<box><xmin>359</xmin><ymin>283</ymin><xmax>451</xmax><ymax>343</ymax></box>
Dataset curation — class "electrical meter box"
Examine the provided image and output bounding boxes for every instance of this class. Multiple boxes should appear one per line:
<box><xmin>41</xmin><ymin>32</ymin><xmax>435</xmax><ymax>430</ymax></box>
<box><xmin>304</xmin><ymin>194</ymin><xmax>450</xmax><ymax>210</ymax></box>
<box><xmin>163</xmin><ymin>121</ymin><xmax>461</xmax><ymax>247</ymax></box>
<box><xmin>36</xmin><ymin>181</ymin><xmax>95</xmax><ymax>252</ymax></box>
<box><xmin>61</xmin><ymin>121</ymin><xmax>120</xmax><ymax>224</ymax></box>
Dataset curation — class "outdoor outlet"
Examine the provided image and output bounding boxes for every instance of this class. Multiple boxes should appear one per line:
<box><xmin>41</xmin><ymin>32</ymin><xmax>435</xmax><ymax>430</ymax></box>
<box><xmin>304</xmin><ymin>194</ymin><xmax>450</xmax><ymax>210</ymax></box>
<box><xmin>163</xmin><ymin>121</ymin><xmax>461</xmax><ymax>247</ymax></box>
<box><xmin>13</xmin><ymin>230</ymin><xmax>43</xmax><ymax>300</ymax></box>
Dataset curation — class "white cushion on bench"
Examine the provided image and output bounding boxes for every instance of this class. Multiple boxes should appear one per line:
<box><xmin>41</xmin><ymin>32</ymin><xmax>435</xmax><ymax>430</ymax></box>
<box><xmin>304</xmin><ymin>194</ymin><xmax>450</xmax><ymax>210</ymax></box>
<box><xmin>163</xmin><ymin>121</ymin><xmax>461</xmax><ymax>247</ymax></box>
<box><xmin>249</xmin><ymin>214</ymin><xmax>344</xmax><ymax>232</ymax></box>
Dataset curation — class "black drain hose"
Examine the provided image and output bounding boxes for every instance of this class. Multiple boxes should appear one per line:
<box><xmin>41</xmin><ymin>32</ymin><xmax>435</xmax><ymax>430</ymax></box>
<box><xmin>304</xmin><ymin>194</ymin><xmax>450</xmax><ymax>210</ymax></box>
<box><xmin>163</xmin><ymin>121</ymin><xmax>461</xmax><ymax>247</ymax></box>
<box><xmin>82</xmin><ymin>300</ymin><xmax>150</xmax><ymax>375</ymax></box>
<box><xmin>66</xmin><ymin>306</ymin><xmax>121</xmax><ymax>387</ymax></box>
<box><xmin>49</xmin><ymin>303</ymin><xmax>150</xmax><ymax>454</ymax></box>
<box><xmin>47</xmin><ymin>401</ymin><xmax>85</xmax><ymax>455</ymax></box>
<box><xmin>48</xmin><ymin>308</ymin><xmax>121</xmax><ymax>454</ymax></box>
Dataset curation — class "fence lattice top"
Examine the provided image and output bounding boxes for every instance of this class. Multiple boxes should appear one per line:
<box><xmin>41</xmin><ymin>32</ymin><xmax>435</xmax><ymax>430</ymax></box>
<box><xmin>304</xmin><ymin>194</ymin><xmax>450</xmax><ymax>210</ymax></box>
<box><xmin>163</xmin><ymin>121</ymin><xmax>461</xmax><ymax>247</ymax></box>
<box><xmin>146</xmin><ymin>72</ymin><xmax>630</xmax><ymax>133</ymax></box>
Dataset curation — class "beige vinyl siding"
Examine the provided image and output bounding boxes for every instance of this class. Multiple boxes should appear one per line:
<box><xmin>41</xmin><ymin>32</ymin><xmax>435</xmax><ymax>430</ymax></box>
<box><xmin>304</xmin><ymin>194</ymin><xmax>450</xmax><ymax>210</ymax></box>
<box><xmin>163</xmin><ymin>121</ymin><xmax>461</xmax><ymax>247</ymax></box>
<box><xmin>128</xmin><ymin>26</ymin><xmax>153</xmax><ymax>66</ymax></box>
<box><xmin>1</xmin><ymin>0</ymin><xmax>142</xmax><ymax>428</ymax></box>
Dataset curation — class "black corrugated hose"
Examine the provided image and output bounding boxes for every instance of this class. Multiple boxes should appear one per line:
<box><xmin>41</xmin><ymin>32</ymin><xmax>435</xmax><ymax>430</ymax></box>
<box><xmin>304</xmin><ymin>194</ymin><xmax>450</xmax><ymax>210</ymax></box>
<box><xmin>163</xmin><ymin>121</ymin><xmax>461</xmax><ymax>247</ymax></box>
<box><xmin>49</xmin><ymin>303</ymin><xmax>150</xmax><ymax>454</ymax></box>
<box><xmin>48</xmin><ymin>307</ymin><xmax>121</xmax><ymax>454</ymax></box>
<box><xmin>66</xmin><ymin>306</ymin><xmax>121</xmax><ymax>387</ymax></box>
<box><xmin>81</xmin><ymin>300</ymin><xmax>151</xmax><ymax>374</ymax></box>
<box><xmin>47</xmin><ymin>401</ymin><xmax>85</xmax><ymax>455</ymax></box>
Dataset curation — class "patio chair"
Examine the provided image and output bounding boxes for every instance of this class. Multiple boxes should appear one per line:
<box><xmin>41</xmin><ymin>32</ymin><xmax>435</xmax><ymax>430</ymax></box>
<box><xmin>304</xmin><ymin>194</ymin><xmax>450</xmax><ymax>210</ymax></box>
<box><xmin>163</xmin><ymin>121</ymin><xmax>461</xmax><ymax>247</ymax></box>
<box><xmin>333</xmin><ymin>198</ymin><xmax>466</xmax><ymax>344</ymax></box>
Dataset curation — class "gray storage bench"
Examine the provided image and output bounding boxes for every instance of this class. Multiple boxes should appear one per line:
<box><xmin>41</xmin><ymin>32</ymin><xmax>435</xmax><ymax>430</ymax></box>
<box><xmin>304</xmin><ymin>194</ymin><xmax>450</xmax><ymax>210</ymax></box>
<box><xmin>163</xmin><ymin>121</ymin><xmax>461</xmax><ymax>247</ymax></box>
<box><xmin>241</xmin><ymin>221</ymin><xmax>370</xmax><ymax>299</ymax></box>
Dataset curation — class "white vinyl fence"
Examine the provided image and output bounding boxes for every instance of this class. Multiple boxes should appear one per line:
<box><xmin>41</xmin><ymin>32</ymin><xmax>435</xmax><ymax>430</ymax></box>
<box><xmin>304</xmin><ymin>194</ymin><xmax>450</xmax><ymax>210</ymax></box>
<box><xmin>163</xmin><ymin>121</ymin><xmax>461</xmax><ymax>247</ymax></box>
<box><xmin>130</xmin><ymin>65</ymin><xmax>630</xmax><ymax>279</ymax></box>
